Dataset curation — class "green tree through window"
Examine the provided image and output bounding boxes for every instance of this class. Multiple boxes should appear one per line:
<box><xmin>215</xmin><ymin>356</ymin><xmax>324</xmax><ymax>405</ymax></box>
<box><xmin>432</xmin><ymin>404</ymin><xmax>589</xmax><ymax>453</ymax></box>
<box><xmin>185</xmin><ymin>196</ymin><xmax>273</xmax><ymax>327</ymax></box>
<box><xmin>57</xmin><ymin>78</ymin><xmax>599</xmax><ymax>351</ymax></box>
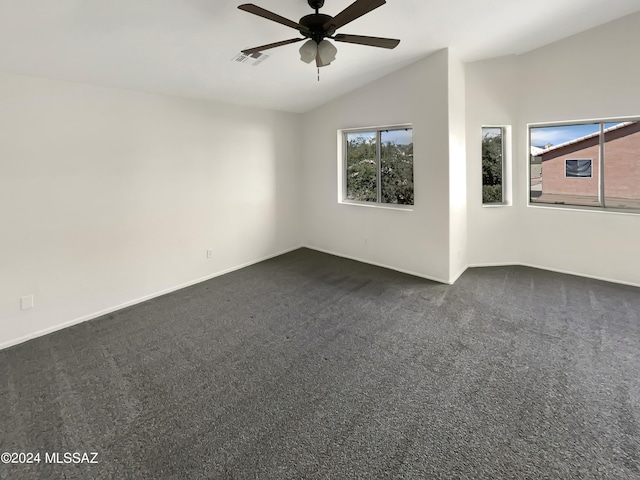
<box><xmin>381</xmin><ymin>131</ymin><xmax>414</xmax><ymax>204</ymax></box>
<box><xmin>346</xmin><ymin>132</ymin><xmax>377</xmax><ymax>202</ymax></box>
<box><xmin>482</xmin><ymin>127</ymin><xmax>504</xmax><ymax>203</ymax></box>
<box><xmin>345</xmin><ymin>128</ymin><xmax>414</xmax><ymax>205</ymax></box>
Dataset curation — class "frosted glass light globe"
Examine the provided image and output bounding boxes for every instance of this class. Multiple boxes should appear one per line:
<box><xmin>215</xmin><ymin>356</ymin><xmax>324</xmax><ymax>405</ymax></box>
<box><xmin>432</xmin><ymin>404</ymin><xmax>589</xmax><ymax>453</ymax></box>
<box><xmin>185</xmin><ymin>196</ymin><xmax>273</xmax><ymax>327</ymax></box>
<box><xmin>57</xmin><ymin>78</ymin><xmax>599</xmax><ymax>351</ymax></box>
<box><xmin>299</xmin><ymin>40</ymin><xmax>317</xmax><ymax>64</ymax></box>
<box><xmin>317</xmin><ymin>40</ymin><xmax>337</xmax><ymax>67</ymax></box>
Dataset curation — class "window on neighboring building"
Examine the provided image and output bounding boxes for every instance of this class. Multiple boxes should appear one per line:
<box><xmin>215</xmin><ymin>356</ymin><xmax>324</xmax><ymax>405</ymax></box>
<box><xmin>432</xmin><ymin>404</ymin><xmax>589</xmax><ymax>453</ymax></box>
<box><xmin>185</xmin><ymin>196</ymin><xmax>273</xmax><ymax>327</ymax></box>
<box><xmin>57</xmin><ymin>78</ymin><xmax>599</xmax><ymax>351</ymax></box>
<box><xmin>482</xmin><ymin>127</ymin><xmax>505</xmax><ymax>203</ymax></box>
<box><xmin>565</xmin><ymin>159</ymin><xmax>592</xmax><ymax>178</ymax></box>
<box><xmin>529</xmin><ymin>119</ymin><xmax>640</xmax><ymax>211</ymax></box>
<box><xmin>343</xmin><ymin>126</ymin><xmax>414</xmax><ymax>206</ymax></box>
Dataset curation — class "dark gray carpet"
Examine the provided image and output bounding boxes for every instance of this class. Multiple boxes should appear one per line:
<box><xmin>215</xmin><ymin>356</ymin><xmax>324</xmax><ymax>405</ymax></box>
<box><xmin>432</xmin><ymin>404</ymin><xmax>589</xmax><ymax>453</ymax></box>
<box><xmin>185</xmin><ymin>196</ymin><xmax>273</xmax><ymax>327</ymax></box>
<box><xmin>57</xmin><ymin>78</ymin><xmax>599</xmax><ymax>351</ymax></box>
<box><xmin>1</xmin><ymin>248</ymin><xmax>640</xmax><ymax>479</ymax></box>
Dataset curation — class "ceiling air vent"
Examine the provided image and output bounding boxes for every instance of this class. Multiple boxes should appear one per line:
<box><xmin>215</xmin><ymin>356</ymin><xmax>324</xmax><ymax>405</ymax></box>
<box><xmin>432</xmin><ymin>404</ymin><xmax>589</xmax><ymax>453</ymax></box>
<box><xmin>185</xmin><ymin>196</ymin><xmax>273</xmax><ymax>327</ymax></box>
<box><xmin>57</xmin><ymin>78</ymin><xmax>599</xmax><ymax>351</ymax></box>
<box><xmin>232</xmin><ymin>52</ymin><xmax>269</xmax><ymax>66</ymax></box>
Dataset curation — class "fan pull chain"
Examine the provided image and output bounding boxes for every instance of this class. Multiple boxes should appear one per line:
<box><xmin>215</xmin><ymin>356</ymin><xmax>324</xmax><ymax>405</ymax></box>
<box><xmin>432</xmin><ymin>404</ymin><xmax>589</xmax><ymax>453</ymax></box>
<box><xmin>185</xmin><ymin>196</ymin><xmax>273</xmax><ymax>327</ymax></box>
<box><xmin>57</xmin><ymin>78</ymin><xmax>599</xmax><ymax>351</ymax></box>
<box><xmin>317</xmin><ymin>67</ymin><xmax>320</xmax><ymax>82</ymax></box>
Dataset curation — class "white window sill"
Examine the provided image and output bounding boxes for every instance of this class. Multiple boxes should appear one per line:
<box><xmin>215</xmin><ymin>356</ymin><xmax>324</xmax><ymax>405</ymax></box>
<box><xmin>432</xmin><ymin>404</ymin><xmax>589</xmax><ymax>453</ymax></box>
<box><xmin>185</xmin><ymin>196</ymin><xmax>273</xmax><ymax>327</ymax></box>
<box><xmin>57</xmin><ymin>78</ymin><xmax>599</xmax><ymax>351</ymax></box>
<box><xmin>482</xmin><ymin>203</ymin><xmax>510</xmax><ymax>208</ymax></box>
<box><xmin>527</xmin><ymin>203</ymin><xmax>640</xmax><ymax>216</ymax></box>
<box><xmin>339</xmin><ymin>200</ymin><xmax>414</xmax><ymax>212</ymax></box>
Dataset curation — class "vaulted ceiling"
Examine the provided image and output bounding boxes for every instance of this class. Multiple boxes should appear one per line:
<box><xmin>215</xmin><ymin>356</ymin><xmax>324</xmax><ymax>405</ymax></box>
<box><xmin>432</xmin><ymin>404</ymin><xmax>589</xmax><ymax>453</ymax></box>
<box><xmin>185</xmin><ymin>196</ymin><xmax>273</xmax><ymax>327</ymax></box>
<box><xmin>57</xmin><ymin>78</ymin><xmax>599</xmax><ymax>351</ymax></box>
<box><xmin>1</xmin><ymin>0</ymin><xmax>639</xmax><ymax>112</ymax></box>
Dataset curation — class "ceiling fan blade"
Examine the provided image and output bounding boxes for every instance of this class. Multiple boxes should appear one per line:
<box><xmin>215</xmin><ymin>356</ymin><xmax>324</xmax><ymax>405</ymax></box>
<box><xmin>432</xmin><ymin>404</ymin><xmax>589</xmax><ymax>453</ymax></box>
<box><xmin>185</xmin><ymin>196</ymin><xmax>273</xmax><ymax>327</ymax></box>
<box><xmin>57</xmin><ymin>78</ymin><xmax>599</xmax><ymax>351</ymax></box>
<box><xmin>238</xmin><ymin>4</ymin><xmax>310</xmax><ymax>33</ymax></box>
<box><xmin>242</xmin><ymin>38</ymin><xmax>305</xmax><ymax>55</ymax></box>
<box><xmin>333</xmin><ymin>33</ymin><xmax>400</xmax><ymax>49</ymax></box>
<box><xmin>323</xmin><ymin>0</ymin><xmax>386</xmax><ymax>32</ymax></box>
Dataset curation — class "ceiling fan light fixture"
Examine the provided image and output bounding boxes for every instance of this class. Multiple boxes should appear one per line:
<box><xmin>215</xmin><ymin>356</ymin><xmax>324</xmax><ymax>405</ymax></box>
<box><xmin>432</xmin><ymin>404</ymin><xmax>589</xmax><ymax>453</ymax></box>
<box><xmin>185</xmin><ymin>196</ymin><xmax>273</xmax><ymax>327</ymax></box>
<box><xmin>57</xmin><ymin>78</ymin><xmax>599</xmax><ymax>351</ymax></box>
<box><xmin>239</xmin><ymin>1</ymin><xmax>400</xmax><ymax>70</ymax></box>
<box><xmin>317</xmin><ymin>39</ymin><xmax>337</xmax><ymax>67</ymax></box>
<box><xmin>299</xmin><ymin>39</ymin><xmax>318</xmax><ymax>64</ymax></box>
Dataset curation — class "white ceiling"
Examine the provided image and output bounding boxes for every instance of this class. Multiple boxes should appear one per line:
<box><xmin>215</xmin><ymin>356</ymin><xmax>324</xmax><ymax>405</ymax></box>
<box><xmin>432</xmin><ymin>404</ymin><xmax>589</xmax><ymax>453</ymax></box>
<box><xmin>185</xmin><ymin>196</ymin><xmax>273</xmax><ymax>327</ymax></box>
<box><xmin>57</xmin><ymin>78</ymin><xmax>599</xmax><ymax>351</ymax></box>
<box><xmin>1</xmin><ymin>0</ymin><xmax>639</xmax><ymax>113</ymax></box>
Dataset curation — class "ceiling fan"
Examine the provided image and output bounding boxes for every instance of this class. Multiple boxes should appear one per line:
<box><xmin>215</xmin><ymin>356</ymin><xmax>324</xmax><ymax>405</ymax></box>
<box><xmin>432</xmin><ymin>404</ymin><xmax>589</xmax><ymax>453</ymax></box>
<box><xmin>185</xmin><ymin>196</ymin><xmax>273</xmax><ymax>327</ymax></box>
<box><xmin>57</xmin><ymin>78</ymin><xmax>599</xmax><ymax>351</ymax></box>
<box><xmin>238</xmin><ymin>0</ymin><xmax>400</xmax><ymax>68</ymax></box>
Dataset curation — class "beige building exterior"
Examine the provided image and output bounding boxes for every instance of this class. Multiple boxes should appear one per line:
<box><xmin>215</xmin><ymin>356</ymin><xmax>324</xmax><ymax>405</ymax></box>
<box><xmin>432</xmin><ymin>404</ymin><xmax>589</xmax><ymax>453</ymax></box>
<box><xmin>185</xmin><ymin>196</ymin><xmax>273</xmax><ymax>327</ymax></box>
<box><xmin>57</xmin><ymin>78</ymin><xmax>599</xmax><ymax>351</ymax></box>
<box><xmin>532</xmin><ymin>122</ymin><xmax>640</xmax><ymax>206</ymax></box>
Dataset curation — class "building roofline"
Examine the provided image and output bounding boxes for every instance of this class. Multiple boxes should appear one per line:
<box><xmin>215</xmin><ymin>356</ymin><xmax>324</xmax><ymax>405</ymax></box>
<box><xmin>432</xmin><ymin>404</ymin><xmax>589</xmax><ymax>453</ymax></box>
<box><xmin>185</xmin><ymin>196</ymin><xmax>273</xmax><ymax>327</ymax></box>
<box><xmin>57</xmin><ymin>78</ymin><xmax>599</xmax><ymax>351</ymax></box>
<box><xmin>539</xmin><ymin>122</ymin><xmax>634</xmax><ymax>155</ymax></box>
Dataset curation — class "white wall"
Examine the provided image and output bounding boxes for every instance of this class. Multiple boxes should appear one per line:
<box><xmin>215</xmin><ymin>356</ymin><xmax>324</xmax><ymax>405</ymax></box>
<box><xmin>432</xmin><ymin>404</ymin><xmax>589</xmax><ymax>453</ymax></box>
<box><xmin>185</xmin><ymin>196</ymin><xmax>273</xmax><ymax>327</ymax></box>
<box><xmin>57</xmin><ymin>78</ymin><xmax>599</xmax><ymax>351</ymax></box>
<box><xmin>4</xmin><ymin>10</ymin><xmax>640</xmax><ymax>350</ymax></box>
<box><xmin>466</xmin><ymin>11</ymin><xmax>640</xmax><ymax>286</ymax></box>
<box><xmin>466</xmin><ymin>56</ymin><xmax>521</xmax><ymax>266</ymax></box>
<box><xmin>448</xmin><ymin>52</ymin><xmax>467</xmax><ymax>281</ymax></box>
<box><xmin>301</xmin><ymin>49</ymin><xmax>453</xmax><ymax>283</ymax></box>
<box><xmin>0</xmin><ymin>72</ymin><xmax>302</xmax><ymax>348</ymax></box>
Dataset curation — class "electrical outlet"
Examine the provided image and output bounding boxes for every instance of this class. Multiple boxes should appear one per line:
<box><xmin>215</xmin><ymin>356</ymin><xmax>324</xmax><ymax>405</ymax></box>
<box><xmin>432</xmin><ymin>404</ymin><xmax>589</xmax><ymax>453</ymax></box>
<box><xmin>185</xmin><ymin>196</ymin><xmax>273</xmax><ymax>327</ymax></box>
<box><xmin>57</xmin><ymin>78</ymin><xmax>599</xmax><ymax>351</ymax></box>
<box><xmin>206</xmin><ymin>249</ymin><xmax>213</xmax><ymax>259</ymax></box>
<box><xmin>21</xmin><ymin>295</ymin><xmax>34</xmax><ymax>310</ymax></box>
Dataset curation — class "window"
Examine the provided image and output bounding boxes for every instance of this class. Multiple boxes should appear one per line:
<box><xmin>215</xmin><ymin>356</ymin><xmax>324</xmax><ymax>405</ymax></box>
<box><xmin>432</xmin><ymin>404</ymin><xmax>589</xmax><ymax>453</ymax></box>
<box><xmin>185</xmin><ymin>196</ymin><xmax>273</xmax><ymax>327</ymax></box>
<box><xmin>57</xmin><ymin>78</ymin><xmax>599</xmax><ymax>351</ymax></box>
<box><xmin>565</xmin><ymin>159</ymin><xmax>592</xmax><ymax>178</ymax></box>
<box><xmin>529</xmin><ymin>119</ymin><xmax>640</xmax><ymax>211</ymax></box>
<box><xmin>482</xmin><ymin>127</ymin><xmax>505</xmax><ymax>203</ymax></box>
<box><xmin>343</xmin><ymin>126</ymin><xmax>414</xmax><ymax>206</ymax></box>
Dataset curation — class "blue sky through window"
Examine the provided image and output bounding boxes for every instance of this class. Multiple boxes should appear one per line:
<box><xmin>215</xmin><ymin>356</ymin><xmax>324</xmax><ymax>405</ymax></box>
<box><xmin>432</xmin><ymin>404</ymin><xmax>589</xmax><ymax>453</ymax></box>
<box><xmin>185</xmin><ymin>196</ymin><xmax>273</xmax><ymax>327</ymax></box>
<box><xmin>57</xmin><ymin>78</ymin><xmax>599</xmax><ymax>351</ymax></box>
<box><xmin>530</xmin><ymin>124</ymin><xmax>599</xmax><ymax>148</ymax></box>
<box><xmin>382</xmin><ymin>129</ymin><xmax>412</xmax><ymax>145</ymax></box>
<box><xmin>483</xmin><ymin>127</ymin><xmax>502</xmax><ymax>138</ymax></box>
<box><xmin>347</xmin><ymin>129</ymin><xmax>412</xmax><ymax>145</ymax></box>
<box><xmin>530</xmin><ymin>122</ymin><xmax>629</xmax><ymax>148</ymax></box>
<box><xmin>347</xmin><ymin>131</ymin><xmax>376</xmax><ymax>143</ymax></box>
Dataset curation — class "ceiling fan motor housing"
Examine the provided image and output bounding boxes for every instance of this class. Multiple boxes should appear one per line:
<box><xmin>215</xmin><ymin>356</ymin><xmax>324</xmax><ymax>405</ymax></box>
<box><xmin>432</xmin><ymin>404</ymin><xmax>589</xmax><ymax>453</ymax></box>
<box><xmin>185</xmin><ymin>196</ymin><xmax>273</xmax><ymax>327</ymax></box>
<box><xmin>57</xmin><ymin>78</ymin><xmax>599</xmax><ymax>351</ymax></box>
<box><xmin>300</xmin><ymin>13</ymin><xmax>333</xmax><ymax>42</ymax></box>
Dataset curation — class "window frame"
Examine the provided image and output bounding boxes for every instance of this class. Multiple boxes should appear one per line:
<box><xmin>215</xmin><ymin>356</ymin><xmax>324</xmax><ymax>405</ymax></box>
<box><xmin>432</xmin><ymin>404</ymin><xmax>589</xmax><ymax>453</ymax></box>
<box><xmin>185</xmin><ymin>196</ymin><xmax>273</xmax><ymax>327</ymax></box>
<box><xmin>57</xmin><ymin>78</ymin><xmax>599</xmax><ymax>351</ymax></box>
<box><xmin>339</xmin><ymin>124</ymin><xmax>414</xmax><ymax>209</ymax></box>
<box><xmin>528</xmin><ymin>116</ymin><xmax>640</xmax><ymax>214</ymax></box>
<box><xmin>481</xmin><ymin>125</ymin><xmax>507</xmax><ymax>205</ymax></box>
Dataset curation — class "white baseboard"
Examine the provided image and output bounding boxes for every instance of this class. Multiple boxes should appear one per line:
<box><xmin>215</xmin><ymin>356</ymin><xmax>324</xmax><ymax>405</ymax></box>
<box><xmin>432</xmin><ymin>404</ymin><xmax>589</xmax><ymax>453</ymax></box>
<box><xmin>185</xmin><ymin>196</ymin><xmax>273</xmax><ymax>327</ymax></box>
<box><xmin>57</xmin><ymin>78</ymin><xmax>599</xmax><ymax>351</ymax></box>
<box><xmin>4</xmin><ymin>247</ymin><xmax>638</xmax><ymax>351</ymax></box>
<box><xmin>0</xmin><ymin>245</ymin><xmax>303</xmax><ymax>351</ymax></box>
<box><xmin>468</xmin><ymin>261</ymin><xmax>640</xmax><ymax>288</ymax></box>
<box><xmin>302</xmin><ymin>244</ymin><xmax>451</xmax><ymax>284</ymax></box>
<box><xmin>467</xmin><ymin>261</ymin><xmax>521</xmax><ymax>268</ymax></box>
<box><xmin>518</xmin><ymin>262</ymin><xmax>640</xmax><ymax>289</ymax></box>
<box><xmin>448</xmin><ymin>266</ymin><xmax>468</xmax><ymax>285</ymax></box>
